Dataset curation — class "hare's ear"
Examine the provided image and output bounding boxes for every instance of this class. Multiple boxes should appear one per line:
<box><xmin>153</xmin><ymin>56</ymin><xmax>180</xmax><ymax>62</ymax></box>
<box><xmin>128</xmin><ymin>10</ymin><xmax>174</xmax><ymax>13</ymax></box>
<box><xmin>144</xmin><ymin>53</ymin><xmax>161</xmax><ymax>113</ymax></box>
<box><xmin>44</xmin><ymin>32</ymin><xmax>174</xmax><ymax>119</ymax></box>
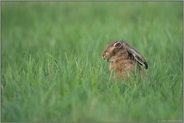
<box><xmin>127</xmin><ymin>47</ymin><xmax>148</xmax><ymax>69</ymax></box>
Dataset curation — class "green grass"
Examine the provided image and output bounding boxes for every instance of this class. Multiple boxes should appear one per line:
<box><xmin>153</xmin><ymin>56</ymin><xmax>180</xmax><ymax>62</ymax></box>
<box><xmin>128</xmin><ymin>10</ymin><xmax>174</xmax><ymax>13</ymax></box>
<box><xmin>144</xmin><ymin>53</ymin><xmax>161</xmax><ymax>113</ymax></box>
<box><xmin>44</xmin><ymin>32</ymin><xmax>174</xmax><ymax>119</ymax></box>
<box><xmin>2</xmin><ymin>2</ymin><xmax>183</xmax><ymax>122</ymax></box>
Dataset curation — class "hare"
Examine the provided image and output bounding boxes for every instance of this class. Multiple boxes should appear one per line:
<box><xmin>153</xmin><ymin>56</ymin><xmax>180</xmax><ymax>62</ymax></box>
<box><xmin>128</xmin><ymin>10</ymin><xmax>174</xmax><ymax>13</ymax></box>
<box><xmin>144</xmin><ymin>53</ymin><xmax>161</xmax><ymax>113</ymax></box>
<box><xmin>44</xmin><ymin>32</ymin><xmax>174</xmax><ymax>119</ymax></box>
<box><xmin>101</xmin><ymin>40</ymin><xmax>148</xmax><ymax>79</ymax></box>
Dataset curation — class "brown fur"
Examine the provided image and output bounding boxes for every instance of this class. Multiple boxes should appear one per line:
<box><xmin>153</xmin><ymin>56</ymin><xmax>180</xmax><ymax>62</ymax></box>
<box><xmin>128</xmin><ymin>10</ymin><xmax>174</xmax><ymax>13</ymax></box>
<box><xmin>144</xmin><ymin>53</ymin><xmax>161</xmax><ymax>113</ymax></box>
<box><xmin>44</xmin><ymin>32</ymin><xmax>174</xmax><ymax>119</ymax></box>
<box><xmin>102</xmin><ymin>40</ymin><xmax>148</xmax><ymax>79</ymax></box>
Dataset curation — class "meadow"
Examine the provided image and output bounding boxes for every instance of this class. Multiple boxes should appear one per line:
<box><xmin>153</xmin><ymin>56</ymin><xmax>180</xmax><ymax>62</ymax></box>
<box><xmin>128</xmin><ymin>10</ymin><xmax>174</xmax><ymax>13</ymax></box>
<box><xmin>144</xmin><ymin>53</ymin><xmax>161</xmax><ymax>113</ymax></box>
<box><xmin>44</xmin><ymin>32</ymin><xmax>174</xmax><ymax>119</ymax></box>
<box><xmin>1</xmin><ymin>2</ymin><xmax>183</xmax><ymax>122</ymax></box>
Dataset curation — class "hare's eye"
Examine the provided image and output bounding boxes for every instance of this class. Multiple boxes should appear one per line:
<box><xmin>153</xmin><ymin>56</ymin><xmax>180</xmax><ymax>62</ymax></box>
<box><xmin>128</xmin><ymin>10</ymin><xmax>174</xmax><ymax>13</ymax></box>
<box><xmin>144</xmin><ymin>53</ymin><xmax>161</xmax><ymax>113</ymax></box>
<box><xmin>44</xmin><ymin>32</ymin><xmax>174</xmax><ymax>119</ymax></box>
<box><xmin>114</xmin><ymin>42</ymin><xmax>121</xmax><ymax>48</ymax></box>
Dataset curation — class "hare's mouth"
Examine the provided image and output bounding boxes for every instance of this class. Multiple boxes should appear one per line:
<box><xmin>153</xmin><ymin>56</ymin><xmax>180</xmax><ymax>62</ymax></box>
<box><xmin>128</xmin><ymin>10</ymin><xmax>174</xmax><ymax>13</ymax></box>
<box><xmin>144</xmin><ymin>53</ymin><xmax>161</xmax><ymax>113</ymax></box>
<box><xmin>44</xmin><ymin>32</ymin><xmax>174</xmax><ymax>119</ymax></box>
<box><xmin>102</xmin><ymin>55</ymin><xmax>106</xmax><ymax>59</ymax></box>
<box><xmin>102</xmin><ymin>55</ymin><xmax>109</xmax><ymax>61</ymax></box>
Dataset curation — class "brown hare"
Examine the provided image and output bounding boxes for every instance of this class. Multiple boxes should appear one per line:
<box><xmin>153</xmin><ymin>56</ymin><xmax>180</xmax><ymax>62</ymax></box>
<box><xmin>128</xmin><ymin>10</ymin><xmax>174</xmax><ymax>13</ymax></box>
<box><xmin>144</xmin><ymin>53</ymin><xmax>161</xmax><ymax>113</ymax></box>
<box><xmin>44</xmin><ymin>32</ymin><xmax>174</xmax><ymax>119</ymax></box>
<box><xmin>101</xmin><ymin>40</ymin><xmax>148</xmax><ymax>79</ymax></box>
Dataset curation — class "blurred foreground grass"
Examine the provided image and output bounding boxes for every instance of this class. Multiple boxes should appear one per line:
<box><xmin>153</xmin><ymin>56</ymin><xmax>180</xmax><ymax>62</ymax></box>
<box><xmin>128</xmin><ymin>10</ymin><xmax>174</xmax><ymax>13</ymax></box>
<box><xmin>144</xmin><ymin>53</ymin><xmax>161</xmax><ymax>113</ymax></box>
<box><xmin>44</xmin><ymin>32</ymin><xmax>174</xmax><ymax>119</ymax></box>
<box><xmin>2</xmin><ymin>2</ymin><xmax>183</xmax><ymax>122</ymax></box>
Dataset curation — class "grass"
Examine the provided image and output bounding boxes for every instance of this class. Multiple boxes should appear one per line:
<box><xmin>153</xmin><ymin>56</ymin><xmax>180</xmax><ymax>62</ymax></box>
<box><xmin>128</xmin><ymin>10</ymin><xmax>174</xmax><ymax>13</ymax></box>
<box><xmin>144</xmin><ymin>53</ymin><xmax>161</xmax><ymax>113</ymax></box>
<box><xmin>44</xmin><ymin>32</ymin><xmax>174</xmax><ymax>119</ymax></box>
<box><xmin>1</xmin><ymin>1</ymin><xmax>183</xmax><ymax>122</ymax></box>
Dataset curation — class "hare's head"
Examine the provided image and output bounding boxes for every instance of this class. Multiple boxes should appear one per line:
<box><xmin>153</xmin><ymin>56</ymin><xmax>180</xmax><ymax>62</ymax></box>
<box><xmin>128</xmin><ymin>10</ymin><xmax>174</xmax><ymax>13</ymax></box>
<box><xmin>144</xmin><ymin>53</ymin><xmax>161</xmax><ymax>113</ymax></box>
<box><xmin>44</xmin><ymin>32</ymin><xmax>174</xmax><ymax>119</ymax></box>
<box><xmin>101</xmin><ymin>40</ymin><xmax>148</xmax><ymax>69</ymax></box>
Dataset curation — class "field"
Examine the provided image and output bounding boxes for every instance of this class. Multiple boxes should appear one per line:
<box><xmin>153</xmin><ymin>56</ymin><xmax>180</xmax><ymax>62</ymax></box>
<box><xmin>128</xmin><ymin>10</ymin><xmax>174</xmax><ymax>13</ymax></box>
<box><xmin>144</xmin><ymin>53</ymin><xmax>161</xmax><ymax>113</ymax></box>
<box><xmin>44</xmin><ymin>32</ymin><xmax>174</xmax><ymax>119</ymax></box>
<box><xmin>1</xmin><ymin>2</ymin><xmax>183</xmax><ymax>122</ymax></box>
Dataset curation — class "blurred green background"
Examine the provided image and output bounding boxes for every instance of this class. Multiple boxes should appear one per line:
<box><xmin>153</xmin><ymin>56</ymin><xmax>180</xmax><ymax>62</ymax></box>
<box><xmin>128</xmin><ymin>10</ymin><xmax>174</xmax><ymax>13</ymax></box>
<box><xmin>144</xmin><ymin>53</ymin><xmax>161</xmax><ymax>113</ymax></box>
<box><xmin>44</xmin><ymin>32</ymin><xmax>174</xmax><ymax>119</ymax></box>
<box><xmin>2</xmin><ymin>2</ymin><xmax>183</xmax><ymax>122</ymax></box>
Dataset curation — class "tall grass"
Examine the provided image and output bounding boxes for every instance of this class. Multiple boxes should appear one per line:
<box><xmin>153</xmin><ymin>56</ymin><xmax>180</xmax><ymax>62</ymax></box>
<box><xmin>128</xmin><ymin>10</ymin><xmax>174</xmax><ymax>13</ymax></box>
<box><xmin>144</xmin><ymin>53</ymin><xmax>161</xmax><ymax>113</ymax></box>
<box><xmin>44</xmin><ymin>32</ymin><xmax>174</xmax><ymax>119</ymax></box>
<box><xmin>2</xmin><ymin>2</ymin><xmax>183</xmax><ymax>122</ymax></box>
